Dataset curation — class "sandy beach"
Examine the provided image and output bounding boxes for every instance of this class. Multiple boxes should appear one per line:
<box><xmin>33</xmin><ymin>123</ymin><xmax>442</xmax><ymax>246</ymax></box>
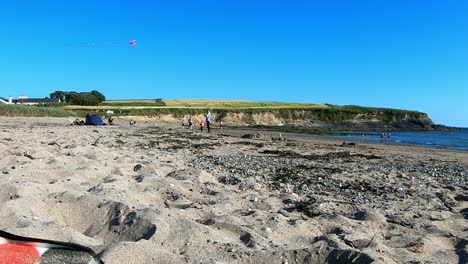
<box><xmin>0</xmin><ymin>117</ymin><xmax>466</xmax><ymax>263</ymax></box>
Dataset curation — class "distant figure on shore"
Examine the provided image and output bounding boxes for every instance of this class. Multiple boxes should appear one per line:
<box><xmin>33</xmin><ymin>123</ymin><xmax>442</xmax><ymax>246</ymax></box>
<box><xmin>220</xmin><ymin>121</ymin><xmax>224</xmax><ymax>130</ymax></box>
<box><xmin>388</xmin><ymin>132</ymin><xmax>392</xmax><ymax>140</ymax></box>
<box><xmin>206</xmin><ymin>109</ymin><xmax>211</xmax><ymax>133</ymax></box>
<box><xmin>108</xmin><ymin>116</ymin><xmax>114</xmax><ymax>125</ymax></box>
<box><xmin>200</xmin><ymin>121</ymin><xmax>204</xmax><ymax>132</ymax></box>
<box><xmin>188</xmin><ymin>117</ymin><xmax>193</xmax><ymax>129</ymax></box>
<box><xmin>361</xmin><ymin>133</ymin><xmax>365</xmax><ymax>141</ymax></box>
<box><xmin>380</xmin><ymin>132</ymin><xmax>384</xmax><ymax>142</ymax></box>
<box><xmin>129</xmin><ymin>119</ymin><xmax>136</xmax><ymax>125</ymax></box>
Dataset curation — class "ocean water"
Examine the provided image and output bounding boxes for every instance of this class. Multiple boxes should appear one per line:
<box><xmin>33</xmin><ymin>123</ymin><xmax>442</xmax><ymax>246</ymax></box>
<box><xmin>332</xmin><ymin>129</ymin><xmax>468</xmax><ymax>151</ymax></box>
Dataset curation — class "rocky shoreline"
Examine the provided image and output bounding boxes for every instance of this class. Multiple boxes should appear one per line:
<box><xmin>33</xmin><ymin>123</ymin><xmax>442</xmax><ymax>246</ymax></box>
<box><xmin>0</xmin><ymin>117</ymin><xmax>466</xmax><ymax>263</ymax></box>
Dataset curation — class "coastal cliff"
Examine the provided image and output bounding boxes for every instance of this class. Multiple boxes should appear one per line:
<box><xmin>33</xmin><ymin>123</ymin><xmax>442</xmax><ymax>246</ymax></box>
<box><xmin>216</xmin><ymin>109</ymin><xmax>437</xmax><ymax>130</ymax></box>
<box><xmin>125</xmin><ymin>107</ymin><xmax>444</xmax><ymax>131</ymax></box>
<box><xmin>2</xmin><ymin>101</ymin><xmax>453</xmax><ymax>130</ymax></box>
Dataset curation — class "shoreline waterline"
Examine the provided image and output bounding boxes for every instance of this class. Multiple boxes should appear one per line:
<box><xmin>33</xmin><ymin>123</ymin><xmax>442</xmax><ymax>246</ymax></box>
<box><xmin>220</xmin><ymin>126</ymin><xmax>468</xmax><ymax>152</ymax></box>
<box><xmin>329</xmin><ymin>129</ymin><xmax>468</xmax><ymax>151</ymax></box>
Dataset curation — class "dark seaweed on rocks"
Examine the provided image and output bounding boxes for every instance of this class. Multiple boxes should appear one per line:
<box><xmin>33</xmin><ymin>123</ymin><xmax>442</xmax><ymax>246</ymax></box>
<box><xmin>261</xmin><ymin>149</ymin><xmax>383</xmax><ymax>161</ymax></box>
<box><xmin>191</xmin><ymin>149</ymin><xmax>468</xmax><ymax>213</ymax></box>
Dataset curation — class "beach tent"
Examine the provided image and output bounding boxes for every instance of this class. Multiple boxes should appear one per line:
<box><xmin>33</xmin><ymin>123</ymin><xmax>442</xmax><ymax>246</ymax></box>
<box><xmin>85</xmin><ymin>114</ymin><xmax>105</xmax><ymax>126</ymax></box>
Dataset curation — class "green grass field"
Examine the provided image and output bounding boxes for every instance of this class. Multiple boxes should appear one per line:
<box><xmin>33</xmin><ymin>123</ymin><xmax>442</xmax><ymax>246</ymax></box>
<box><xmin>65</xmin><ymin>99</ymin><xmax>421</xmax><ymax>116</ymax></box>
<box><xmin>67</xmin><ymin>99</ymin><xmax>332</xmax><ymax>110</ymax></box>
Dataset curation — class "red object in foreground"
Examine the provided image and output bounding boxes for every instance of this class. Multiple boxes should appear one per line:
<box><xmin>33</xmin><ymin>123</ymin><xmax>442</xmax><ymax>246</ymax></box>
<box><xmin>0</xmin><ymin>243</ymin><xmax>41</xmax><ymax>264</ymax></box>
<box><xmin>0</xmin><ymin>230</ymin><xmax>103</xmax><ymax>264</ymax></box>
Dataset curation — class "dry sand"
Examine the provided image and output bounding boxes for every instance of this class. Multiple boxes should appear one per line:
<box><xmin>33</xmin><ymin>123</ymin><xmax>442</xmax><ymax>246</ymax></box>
<box><xmin>0</xmin><ymin>117</ymin><xmax>466</xmax><ymax>263</ymax></box>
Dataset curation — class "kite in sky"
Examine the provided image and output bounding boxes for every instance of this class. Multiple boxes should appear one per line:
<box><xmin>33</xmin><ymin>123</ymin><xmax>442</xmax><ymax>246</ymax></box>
<box><xmin>65</xmin><ymin>40</ymin><xmax>137</xmax><ymax>48</ymax></box>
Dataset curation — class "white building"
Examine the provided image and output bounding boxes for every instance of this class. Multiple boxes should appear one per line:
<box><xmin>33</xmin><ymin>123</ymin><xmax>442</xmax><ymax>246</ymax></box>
<box><xmin>0</xmin><ymin>96</ymin><xmax>60</xmax><ymax>105</ymax></box>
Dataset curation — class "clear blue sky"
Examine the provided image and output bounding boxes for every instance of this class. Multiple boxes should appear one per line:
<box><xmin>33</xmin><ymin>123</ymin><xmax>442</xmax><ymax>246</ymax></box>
<box><xmin>1</xmin><ymin>1</ymin><xmax>467</xmax><ymax>126</ymax></box>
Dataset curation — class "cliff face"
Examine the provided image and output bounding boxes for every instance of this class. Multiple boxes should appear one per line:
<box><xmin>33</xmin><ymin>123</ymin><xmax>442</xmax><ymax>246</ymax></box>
<box><xmin>218</xmin><ymin>110</ymin><xmax>436</xmax><ymax>130</ymax></box>
<box><xmin>128</xmin><ymin>108</ymin><xmax>437</xmax><ymax>131</ymax></box>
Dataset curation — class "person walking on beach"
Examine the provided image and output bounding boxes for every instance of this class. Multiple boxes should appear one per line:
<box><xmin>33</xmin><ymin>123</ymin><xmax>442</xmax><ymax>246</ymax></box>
<box><xmin>206</xmin><ymin>109</ymin><xmax>212</xmax><ymax>133</ymax></box>
<box><xmin>380</xmin><ymin>132</ymin><xmax>384</xmax><ymax>143</ymax></box>
<box><xmin>388</xmin><ymin>132</ymin><xmax>392</xmax><ymax>140</ymax></box>
<box><xmin>188</xmin><ymin>117</ymin><xmax>193</xmax><ymax>129</ymax></box>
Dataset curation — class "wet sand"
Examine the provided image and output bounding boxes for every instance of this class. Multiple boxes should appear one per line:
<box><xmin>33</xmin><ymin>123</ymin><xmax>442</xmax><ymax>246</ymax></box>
<box><xmin>0</xmin><ymin>117</ymin><xmax>467</xmax><ymax>263</ymax></box>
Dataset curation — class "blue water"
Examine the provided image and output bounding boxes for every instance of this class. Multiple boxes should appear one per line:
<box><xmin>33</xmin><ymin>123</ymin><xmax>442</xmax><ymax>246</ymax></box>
<box><xmin>332</xmin><ymin>129</ymin><xmax>468</xmax><ymax>151</ymax></box>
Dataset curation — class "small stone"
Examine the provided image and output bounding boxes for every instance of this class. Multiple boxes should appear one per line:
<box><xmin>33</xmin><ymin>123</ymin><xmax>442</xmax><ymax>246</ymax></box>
<box><xmin>278</xmin><ymin>209</ymin><xmax>291</xmax><ymax>218</ymax></box>
<box><xmin>227</xmin><ymin>247</ymin><xmax>237</xmax><ymax>253</ymax></box>
<box><xmin>240</xmin><ymin>232</ymin><xmax>256</xmax><ymax>248</ymax></box>
<box><xmin>103</xmin><ymin>176</ymin><xmax>117</xmax><ymax>183</ymax></box>
<box><xmin>429</xmin><ymin>211</ymin><xmax>452</xmax><ymax>221</ymax></box>
<box><xmin>262</xmin><ymin>227</ymin><xmax>272</xmax><ymax>235</ymax></box>
<box><xmin>134</xmin><ymin>175</ymin><xmax>145</xmax><ymax>183</ymax></box>
<box><xmin>133</xmin><ymin>164</ymin><xmax>143</xmax><ymax>172</ymax></box>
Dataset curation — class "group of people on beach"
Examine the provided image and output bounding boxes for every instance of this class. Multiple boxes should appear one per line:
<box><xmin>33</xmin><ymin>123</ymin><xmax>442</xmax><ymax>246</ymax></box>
<box><xmin>70</xmin><ymin>114</ymin><xmax>115</xmax><ymax>126</ymax></box>
<box><xmin>361</xmin><ymin>132</ymin><xmax>392</xmax><ymax>142</ymax></box>
<box><xmin>72</xmin><ymin>109</ymin><xmax>223</xmax><ymax>131</ymax></box>
<box><xmin>379</xmin><ymin>132</ymin><xmax>392</xmax><ymax>142</ymax></box>
<box><xmin>183</xmin><ymin>109</ymin><xmax>223</xmax><ymax>133</ymax></box>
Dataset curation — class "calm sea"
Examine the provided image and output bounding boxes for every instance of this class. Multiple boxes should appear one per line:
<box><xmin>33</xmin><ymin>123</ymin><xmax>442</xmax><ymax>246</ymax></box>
<box><xmin>332</xmin><ymin>129</ymin><xmax>468</xmax><ymax>151</ymax></box>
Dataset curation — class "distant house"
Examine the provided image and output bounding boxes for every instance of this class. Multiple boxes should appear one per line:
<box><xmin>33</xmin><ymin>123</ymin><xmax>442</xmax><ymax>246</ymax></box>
<box><xmin>18</xmin><ymin>97</ymin><xmax>60</xmax><ymax>105</ymax></box>
<box><xmin>0</xmin><ymin>96</ymin><xmax>60</xmax><ymax>105</ymax></box>
<box><xmin>0</xmin><ymin>97</ymin><xmax>13</xmax><ymax>104</ymax></box>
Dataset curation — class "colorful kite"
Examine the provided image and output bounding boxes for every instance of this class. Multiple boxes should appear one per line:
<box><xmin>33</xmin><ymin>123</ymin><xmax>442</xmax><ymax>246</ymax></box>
<box><xmin>65</xmin><ymin>40</ymin><xmax>137</xmax><ymax>48</ymax></box>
